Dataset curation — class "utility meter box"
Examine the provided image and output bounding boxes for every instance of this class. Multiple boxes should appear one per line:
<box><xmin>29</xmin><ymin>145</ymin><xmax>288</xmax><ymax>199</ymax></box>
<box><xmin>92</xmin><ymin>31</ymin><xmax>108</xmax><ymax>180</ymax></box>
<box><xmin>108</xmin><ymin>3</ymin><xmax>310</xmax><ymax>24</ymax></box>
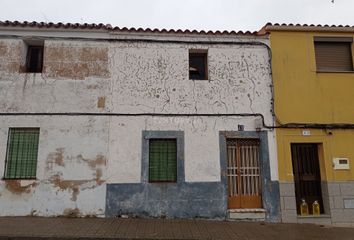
<box><xmin>333</xmin><ymin>158</ymin><xmax>350</xmax><ymax>170</ymax></box>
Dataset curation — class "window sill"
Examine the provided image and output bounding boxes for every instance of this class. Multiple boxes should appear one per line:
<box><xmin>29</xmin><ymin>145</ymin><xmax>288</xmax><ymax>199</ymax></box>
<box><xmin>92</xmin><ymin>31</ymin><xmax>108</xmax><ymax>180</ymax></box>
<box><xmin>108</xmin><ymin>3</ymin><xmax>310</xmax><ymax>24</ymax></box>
<box><xmin>2</xmin><ymin>178</ymin><xmax>37</xmax><ymax>180</ymax></box>
<box><xmin>19</xmin><ymin>72</ymin><xmax>43</xmax><ymax>74</ymax></box>
<box><xmin>148</xmin><ymin>181</ymin><xmax>177</xmax><ymax>183</ymax></box>
<box><xmin>316</xmin><ymin>70</ymin><xmax>354</xmax><ymax>74</ymax></box>
<box><xmin>2</xmin><ymin>179</ymin><xmax>37</xmax><ymax>187</ymax></box>
<box><xmin>189</xmin><ymin>79</ymin><xmax>212</xmax><ymax>81</ymax></box>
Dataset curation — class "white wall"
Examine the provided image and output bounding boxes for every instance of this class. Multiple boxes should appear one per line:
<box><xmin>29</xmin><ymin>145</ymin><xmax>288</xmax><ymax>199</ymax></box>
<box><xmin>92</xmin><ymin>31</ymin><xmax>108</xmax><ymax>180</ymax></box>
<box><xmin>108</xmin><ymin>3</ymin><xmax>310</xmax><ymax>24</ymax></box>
<box><xmin>107</xmin><ymin>116</ymin><xmax>277</xmax><ymax>184</ymax></box>
<box><xmin>0</xmin><ymin>38</ymin><xmax>110</xmax><ymax>216</ymax></box>
<box><xmin>0</xmin><ymin>32</ymin><xmax>277</xmax><ymax>217</ymax></box>
<box><xmin>107</xmin><ymin>40</ymin><xmax>277</xmax><ymax>183</ymax></box>
<box><xmin>0</xmin><ymin>115</ymin><xmax>109</xmax><ymax>216</ymax></box>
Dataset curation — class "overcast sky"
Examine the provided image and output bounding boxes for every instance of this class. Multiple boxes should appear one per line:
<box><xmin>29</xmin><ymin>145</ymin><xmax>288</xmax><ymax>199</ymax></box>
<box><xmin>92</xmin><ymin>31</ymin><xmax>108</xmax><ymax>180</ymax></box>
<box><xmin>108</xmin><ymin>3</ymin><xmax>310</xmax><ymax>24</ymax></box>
<box><xmin>0</xmin><ymin>0</ymin><xmax>353</xmax><ymax>32</ymax></box>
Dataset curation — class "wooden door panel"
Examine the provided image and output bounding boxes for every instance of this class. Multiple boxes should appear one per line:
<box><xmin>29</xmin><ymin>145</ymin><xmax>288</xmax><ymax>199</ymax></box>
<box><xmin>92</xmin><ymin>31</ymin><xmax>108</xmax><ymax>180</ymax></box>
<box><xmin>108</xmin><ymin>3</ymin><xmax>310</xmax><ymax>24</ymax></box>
<box><xmin>228</xmin><ymin>196</ymin><xmax>241</xmax><ymax>209</ymax></box>
<box><xmin>241</xmin><ymin>196</ymin><xmax>262</xmax><ymax>209</ymax></box>
<box><xmin>227</xmin><ymin>139</ymin><xmax>262</xmax><ymax>209</ymax></box>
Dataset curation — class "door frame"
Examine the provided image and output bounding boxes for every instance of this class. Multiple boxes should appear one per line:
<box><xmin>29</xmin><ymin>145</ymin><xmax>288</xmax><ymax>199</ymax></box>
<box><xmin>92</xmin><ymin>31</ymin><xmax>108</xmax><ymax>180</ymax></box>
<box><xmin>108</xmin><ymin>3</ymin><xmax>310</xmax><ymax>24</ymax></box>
<box><xmin>219</xmin><ymin>131</ymin><xmax>280</xmax><ymax>220</ymax></box>
<box><xmin>290</xmin><ymin>143</ymin><xmax>324</xmax><ymax>214</ymax></box>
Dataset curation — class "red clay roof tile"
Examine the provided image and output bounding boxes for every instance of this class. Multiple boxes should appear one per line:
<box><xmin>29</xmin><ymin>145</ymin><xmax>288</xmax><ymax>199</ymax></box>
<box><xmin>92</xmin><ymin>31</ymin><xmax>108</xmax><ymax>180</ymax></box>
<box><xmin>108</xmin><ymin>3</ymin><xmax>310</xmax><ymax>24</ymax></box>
<box><xmin>0</xmin><ymin>20</ymin><xmax>266</xmax><ymax>36</ymax></box>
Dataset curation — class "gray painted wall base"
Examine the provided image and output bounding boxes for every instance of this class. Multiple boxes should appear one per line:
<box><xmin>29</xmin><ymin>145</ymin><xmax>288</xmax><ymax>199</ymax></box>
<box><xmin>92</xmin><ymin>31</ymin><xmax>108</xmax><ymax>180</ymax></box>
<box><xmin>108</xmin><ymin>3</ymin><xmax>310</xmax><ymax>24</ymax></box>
<box><xmin>106</xmin><ymin>182</ymin><xmax>227</xmax><ymax>219</ymax></box>
<box><xmin>263</xmin><ymin>180</ymin><xmax>281</xmax><ymax>222</ymax></box>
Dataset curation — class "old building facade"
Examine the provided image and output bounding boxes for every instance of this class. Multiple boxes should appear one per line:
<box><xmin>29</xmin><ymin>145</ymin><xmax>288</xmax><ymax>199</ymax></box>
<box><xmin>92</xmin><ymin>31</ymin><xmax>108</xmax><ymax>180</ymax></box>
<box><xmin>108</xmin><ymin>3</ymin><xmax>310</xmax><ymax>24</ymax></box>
<box><xmin>0</xmin><ymin>21</ymin><xmax>280</xmax><ymax>221</ymax></box>
<box><xmin>267</xmin><ymin>24</ymin><xmax>354</xmax><ymax>226</ymax></box>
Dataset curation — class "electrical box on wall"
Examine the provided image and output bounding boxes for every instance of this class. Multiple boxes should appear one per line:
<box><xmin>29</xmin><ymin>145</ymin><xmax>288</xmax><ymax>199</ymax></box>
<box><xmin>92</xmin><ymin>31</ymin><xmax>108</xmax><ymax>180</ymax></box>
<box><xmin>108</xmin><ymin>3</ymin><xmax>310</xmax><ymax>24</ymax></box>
<box><xmin>333</xmin><ymin>158</ymin><xmax>350</xmax><ymax>170</ymax></box>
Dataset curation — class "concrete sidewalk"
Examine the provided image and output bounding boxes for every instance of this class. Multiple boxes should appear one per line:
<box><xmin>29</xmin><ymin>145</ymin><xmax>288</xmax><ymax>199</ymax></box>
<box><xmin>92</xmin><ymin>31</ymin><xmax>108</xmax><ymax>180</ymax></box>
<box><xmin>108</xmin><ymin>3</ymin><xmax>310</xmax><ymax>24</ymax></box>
<box><xmin>1</xmin><ymin>217</ymin><xmax>354</xmax><ymax>240</ymax></box>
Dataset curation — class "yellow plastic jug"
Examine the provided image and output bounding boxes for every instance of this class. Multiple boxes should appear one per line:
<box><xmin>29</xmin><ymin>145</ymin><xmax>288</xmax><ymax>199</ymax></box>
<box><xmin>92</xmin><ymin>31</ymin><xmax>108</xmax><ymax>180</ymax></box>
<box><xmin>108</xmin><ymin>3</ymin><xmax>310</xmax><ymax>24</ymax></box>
<box><xmin>312</xmin><ymin>200</ymin><xmax>320</xmax><ymax>215</ymax></box>
<box><xmin>300</xmin><ymin>199</ymin><xmax>309</xmax><ymax>216</ymax></box>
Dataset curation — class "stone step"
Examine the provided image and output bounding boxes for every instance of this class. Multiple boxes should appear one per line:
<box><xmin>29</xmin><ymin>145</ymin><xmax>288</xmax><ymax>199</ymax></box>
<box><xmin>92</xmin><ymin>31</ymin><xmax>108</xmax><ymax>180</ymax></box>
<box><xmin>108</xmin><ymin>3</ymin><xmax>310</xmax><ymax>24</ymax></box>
<box><xmin>228</xmin><ymin>208</ymin><xmax>266</xmax><ymax>221</ymax></box>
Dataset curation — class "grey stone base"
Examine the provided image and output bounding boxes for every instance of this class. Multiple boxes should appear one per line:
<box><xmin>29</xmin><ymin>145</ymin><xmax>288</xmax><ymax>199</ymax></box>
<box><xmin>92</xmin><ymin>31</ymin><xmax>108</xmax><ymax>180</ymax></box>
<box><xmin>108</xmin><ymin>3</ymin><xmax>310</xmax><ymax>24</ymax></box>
<box><xmin>279</xmin><ymin>181</ymin><xmax>354</xmax><ymax>226</ymax></box>
<box><xmin>105</xmin><ymin>182</ymin><xmax>227</xmax><ymax>219</ymax></box>
<box><xmin>262</xmin><ymin>180</ymin><xmax>281</xmax><ymax>222</ymax></box>
<box><xmin>106</xmin><ymin>181</ymin><xmax>280</xmax><ymax>222</ymax></box>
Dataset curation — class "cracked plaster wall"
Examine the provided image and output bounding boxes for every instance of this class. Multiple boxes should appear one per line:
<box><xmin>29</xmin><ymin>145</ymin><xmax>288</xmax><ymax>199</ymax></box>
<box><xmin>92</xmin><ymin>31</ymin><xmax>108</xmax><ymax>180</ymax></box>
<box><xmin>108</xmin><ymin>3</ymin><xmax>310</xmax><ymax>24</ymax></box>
<box><xmin>0</xmin><ymin>39</ymin><xmax>110</xmax><ymax>217</ymax></box>
<box><xmin>107</xmin><ymin>40</ymin><xmax>278</xmax><ymax>184</ymax></box>
<box><xmin>0</xmin><ymin>116</ymin><xmax>109</xmax><ymax>217</ymax></box>
<box><xmin>0</xmin><ymin>35</ymin><xmax>277</xmax><ymax>216</ymax></box>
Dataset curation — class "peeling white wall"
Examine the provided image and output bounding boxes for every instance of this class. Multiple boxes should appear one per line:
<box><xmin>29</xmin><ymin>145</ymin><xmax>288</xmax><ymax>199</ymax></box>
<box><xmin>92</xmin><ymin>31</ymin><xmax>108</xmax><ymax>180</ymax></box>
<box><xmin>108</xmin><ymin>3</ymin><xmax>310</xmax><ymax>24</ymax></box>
<box><xmin>107</xmin><ymin>116</ymin><xmax>277</xmax><ymax>184</ymax></box>
<box><xmin>110</xmin><ymin>42</ymin><xmax>272</xmax><ymax>115</ymax></box>
<box><xmin>107</xmin><ymin>40</ymin><xmax>277</xmax><ymax>184</ymax></box>
<box><xmin>0</xmin><ymin>115</ymin><xmax>109</xmax><ymax>217</ymax></box>
<box><xmin>0</xmin><ymin>38</ymin><xmax>111</xmax><ymax>216</ymax></box>
<box><xmin>0</xmin><ymin>31</ymin><xmax>277</xmax><ymax>217</ymax></box>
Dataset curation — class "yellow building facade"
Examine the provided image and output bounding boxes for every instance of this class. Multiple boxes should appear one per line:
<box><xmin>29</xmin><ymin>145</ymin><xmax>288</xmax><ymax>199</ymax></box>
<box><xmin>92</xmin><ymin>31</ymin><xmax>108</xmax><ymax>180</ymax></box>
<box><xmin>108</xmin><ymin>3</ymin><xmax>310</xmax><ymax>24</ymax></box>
<box><xmin>267</xmin><ymin>24</ymin><xmax>354</xmax><ymax>226</ymax></box>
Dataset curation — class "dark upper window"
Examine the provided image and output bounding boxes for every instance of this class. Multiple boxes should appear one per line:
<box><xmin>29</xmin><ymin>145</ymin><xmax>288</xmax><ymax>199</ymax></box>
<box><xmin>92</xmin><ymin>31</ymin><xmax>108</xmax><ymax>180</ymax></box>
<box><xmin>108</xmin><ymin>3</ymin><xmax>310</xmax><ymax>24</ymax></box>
<box><xmin>4</xmin><ymin>128</ymin><xmax>40</xmax><ymax>179</ymax></box>
<box><xmin>149</xmin><ymin>139</ymin><xmax>177</xmax><ymax>182</ymax></box>
<box><xmin>314</xmin><ymin>37</ymin><xmax>353</xmax><ymax>72</ymax></box>
<box><xmin>26</xmin><ymin>45</ymin><xmax>44</xmax><ymax>73</ymax></box>
<box><xmin>189</xmin><ymin>50</ymin><xmax>208</xmax><ymax>80</ymax></box>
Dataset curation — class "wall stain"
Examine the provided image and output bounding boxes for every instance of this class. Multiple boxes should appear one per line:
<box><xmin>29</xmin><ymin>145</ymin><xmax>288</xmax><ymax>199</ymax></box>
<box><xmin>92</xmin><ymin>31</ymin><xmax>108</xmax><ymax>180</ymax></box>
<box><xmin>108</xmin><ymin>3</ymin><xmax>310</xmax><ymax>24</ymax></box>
<box><xmin>50</xmin><ymin>174</ymin><xmax>88</xmax><ymax>201</ymax></box>
<box><xmin>63</xmin><ymin>208</ymin><xmax>81</xmax><ymax>217</ymax></box>
<box><xmin>4</xmin><ymin>180</ymin><xmax>38</xmax><ymax>194</ymax></box>
<box><xmin>86</xmin><ymin>85</ymin><xmax>99</xmax><ymax>89</ymax></box>
<box><xmin>95</xmin><ymin>168</ymin><xmax>104</xmax><ymax>185</ymax></box>
<box><xmin>0</xmin><ymin>41</ymin><xmax>7</xmax><ymax>55</ymax></box>
<box><xmin>71</xmin><ymin>187</ymin><xmax>80</xmax><ymax>201</ymax></box>
<box><xmin>46</xmin><ymin>148</ymin><xmax>65</xmax><ymax>170</ymax></box>
<box><xmin>27</xmin><ymin>209</ymin><xmax>38</xmax><ymax>217</ymax></box>
<box><xmin>44</xmin><ymin>45</ymin><xmax>109</xmax><ymax>80</ymax></box>
<box><xmin>77</xmin><ymin>154</ymin><xmax>106</xmax><ymax>169</ymax></box>
<box><xmin>49</xmin><ymin>153</ymin><xmax>106</xmax><ymax>202</ymax></box>
<box><xmin>97</xmin><ymin>97</ymin><xmax>105</xmax><ymax>108</ymax></box>
<box><xmin>0</xmin><ymin>41</ymin><xmax>21</xmax><ymax>73</ymax></box>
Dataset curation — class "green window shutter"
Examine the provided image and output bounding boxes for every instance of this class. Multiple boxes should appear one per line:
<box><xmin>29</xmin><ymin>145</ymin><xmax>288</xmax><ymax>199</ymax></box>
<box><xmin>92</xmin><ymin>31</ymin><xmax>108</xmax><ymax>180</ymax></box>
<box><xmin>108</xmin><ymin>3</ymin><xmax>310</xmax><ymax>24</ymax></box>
<box><xmin>4</xmin><ymin>128</ymin><xmax>40</xmax><ymax>179</ymax></box>
<box><xmin>149</xmin><ymin>139</ymin><xmax>177</xmax><ymax>182</ymax></box>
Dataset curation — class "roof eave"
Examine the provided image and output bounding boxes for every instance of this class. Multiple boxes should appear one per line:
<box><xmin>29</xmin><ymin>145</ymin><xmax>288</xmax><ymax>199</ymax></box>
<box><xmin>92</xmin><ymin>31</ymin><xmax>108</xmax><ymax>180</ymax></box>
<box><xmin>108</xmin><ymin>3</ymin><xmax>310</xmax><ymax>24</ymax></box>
<box><xmin>0</xmin><ymin>20</ymin><xmax>265</xmax><ymax>37</ymax></box>
<box><xmin>265</xmin><ymin>25</ymin><xmax>354</xmax><ymax>33</ymax></box>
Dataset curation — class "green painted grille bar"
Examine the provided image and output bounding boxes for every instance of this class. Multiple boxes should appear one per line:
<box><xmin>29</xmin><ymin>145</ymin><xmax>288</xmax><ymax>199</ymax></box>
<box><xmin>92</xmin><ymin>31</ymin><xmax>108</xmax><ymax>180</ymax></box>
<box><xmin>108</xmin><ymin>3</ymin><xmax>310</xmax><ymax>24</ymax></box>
<box><xmin>149</xmin><ymin>139</ymin><xmax>177</xmax><ymax>182</ymax></box>
<box><xmin>4</xmin><ymin>128</ymin><xmax>40</xmax><ymax>179</ymax></box>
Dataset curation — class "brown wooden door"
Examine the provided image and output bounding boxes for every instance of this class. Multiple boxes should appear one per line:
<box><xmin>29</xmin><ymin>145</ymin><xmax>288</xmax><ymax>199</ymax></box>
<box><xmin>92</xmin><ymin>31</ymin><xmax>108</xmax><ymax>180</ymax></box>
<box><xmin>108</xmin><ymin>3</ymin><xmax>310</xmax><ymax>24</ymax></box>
<box><xmin>226</xmin><ymin>139</ymin><xmax>262</xmax><ymax>209</ymax></box>
<box><xmin>291</xmin><ymin>143</ymin><xmax>324</xmax><ymax>214</ymax></box>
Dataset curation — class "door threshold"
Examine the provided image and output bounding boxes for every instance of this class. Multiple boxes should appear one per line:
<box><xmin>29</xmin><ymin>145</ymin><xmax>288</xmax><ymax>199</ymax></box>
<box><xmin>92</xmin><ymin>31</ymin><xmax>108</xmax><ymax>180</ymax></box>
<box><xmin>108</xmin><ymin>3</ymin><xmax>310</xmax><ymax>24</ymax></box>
<box><xmin>228</xmin><ymin>208</ymin><xmax>266</xmax><ymax>220</ymax></box>
<box><xmin>228</xmin><ymin>208</ymin><xmax>266</xmax><ymax>213</ymax></box>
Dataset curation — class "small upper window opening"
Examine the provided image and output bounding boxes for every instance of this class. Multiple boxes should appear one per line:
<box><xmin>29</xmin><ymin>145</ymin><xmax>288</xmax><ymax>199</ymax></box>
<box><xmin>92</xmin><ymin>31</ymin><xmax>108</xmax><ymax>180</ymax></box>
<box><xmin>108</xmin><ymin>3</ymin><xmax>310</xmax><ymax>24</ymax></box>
<box><xmin>25</xmin><ymin>41</ymin><xmax>44</xmax><ymax>73</ymax></box>
<box><xmin>189</xmin><ymin>50</ymin><xmax>208</xmax><ymax>80</ymax></box>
